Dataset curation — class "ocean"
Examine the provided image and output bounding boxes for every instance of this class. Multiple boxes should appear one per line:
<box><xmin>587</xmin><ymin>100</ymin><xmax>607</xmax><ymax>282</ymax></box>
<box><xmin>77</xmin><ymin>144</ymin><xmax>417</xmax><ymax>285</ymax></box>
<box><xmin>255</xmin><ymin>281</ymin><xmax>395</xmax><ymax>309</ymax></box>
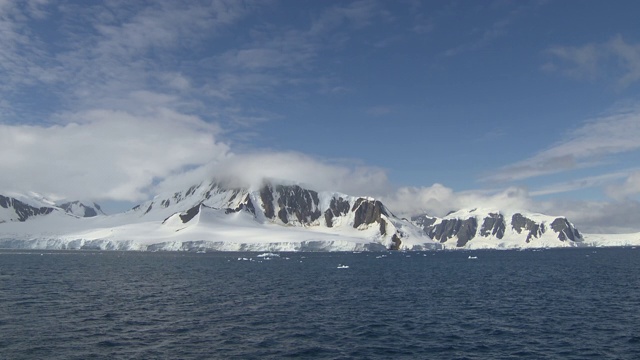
<box><xmin>1</xmin><ymin>247</ymin><xmax>639</xmax><ymax>359</ymax></box>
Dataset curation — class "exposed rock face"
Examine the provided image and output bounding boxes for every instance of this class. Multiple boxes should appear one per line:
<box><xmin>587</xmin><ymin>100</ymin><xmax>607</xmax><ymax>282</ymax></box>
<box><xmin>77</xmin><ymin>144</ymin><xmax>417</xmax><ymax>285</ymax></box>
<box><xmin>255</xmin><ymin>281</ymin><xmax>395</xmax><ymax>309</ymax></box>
<box><xmin>551</xmin><ymin>218</ymin><xmax>582</xmax><ymax>241</ymax></box>
<box><xmin>179</xmin><ymin>203</ymin><xmax>202</xmax><ymax>223</ymax></box>
<box><xmin>412</xmin><ymin>215</ymin><xmax>437</xmax><ymax>229</ymax></box>
<box><xmin>412</xmin><ymin>210</ymin><xmax>583</xmax><ymax>248</ymax></box>
<box><xmin>256</xmin><ymin>184</ymin><xmax>323</xmax><ymax>224</ymax></box>
<box><xmin>324</xmin><ymin>197</ymin><xmax>350</xmax><ymax>227</ymax></box>
<box><xmin>260</xmin><ymin>185</ymin><xmax>276</xmax><ymax>219</ymax></box>
<box><xmin>511</xmin><ymin>213</ymin><xmax>544</xmax><ymax>242</ymax></box>
<box><xmin>390</xmin><ymin>234</ymin><xmax>402</xmax><ymax>250</ymax></box>
<box><xmin>273</xmin><ymin>185</ymin><xmax>321</xmax><ymax>225</ymax></box>
<box><xmin>0</xmin><ymin>195</ymin><xmax>55</xmax><ymax>222</ymax></box>
<box><xmin>225</xmin><ymin>195</ymin><xmax>255</xmax><ymax>215</ymax></box>
<box><xmin>480</xmin><ymin>213</ymin><xmax>505</xmax><ymax>239</ymax></box>
<box><xmin>144</xmin><ymin>180</ymin><xmax>422</xmax><ymax>250</ymax></box>
<box><xmin>419</xmin><ymin>217</ymin><xmax>478</xmax><ymax>247</ymax></box>
<box><xmin>352</xmin><ymin>198</ymin><xmax>389</xmax><ymax>234</ymax></box>
<box><xmin>59</xmin><ymin>201</ymin><xmax>104</xmax><ymax>217</ymax></box>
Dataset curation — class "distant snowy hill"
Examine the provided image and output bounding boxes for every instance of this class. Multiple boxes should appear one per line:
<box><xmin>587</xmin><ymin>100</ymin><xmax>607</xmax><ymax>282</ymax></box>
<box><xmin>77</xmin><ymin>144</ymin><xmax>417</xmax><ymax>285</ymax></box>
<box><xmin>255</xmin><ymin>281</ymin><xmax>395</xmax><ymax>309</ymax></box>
<box><xmin>0</xmin><ymin>194</ymin><xmax>59</xmax><ymax>223</ymax></box>
<box><xmin>582</xmin><ymin>232</ymin><xmax>640</xmax><ymax>247</ymax></box>
<box><xmin>0</xmin><ymin>193</ymin><xmax>105</xmax><ymax>223</ymax></box>
<box><xmin>58</xmin><ymin>201</ymin><xmax>105</xmax><ymax>217</ymax></box>
<box><xmin>411</xmin><ymin>208</ymin><xmax>584</xmax><ymax>249</ymax></box>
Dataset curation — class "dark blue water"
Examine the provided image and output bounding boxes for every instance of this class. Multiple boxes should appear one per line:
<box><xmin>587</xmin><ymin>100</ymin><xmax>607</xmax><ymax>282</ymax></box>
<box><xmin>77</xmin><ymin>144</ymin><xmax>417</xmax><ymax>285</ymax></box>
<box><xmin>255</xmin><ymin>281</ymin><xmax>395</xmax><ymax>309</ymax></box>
<box><xmin>1</xmin><ymin>248</ymin><xmax>639</xmax><ymax>359</ymax></box>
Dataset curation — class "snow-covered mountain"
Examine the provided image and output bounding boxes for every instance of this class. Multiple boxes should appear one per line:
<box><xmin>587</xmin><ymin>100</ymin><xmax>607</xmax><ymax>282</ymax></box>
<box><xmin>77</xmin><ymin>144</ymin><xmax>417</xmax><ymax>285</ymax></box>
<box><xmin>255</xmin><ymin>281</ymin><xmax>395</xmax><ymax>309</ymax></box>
<box><xmin>0</xmin><ymin>194</ymin><xmax>58</xmax><ymax>223</ymax></box>
<box><xmin>0</xmin><ymin>180</ymin><xmax>435</xmax><ymax>251</ymax></box>
<box><xmin>58</xmin><ymin>201</ymin><xmax>105</xmax><ymax>217</ymax></box>
<box><xmin>1</xmin><ymin>180</ymin><xmax>637</xmax><ymax>251</ymax></box>
<box><xmin>411</xmin><ymin>208</ymin><xmax>584</xmax><ymax>249</ymax></box>
<box><xmin>0</xmin><ymin>193</ymin><xmax>105</xmax><ymax>223</ymax></box>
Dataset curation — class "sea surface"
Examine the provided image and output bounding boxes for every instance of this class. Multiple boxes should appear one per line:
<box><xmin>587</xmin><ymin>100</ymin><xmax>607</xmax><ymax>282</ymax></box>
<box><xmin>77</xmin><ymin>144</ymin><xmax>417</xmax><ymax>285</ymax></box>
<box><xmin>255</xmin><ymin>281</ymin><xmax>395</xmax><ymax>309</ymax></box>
<box><xmin>1</xmin><ymin>247</ymin><xmax>639</xmax><ymax>359</ymax></box>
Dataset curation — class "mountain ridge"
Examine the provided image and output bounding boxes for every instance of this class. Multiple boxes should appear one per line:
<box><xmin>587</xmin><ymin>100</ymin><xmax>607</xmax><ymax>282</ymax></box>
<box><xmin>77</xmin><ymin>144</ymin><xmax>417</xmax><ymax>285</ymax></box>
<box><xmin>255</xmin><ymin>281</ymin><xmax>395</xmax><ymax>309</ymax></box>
<box><xmin>410</xmin><ymin>207</ymin><xmax>583</xmax><ymax>249</ymax></box>
<box><xmin>0</xmin><ymin>179</ymin><xmax>634</xmax><ymax>251</ymax></box>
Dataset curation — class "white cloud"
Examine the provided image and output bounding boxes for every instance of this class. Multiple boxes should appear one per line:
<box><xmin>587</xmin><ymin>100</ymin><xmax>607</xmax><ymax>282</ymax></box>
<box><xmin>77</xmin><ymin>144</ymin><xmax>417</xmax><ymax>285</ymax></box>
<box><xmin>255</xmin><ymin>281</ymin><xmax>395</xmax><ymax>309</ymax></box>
<box><xmin>0</xmin><ymin>107</ymin><xmax>229</xmax><ymax>202</ymax></box>
<box><xmin>0</xmin><ymin>1</ymin><xmax>395</xmax><ymax>204</ymax></box>
<box><xmin>209</xmin><ymin>152</ymin><xmax>392</xmax><ymax>197</ymax></box>
<box><xmin>382</xmin><ymin>184</ymin><xmax>533</xmax><ymax>218</ymax></box>
<box><xmin>545</xmin><ymin>35</ymin><xmax>640</xmax><ymax>89</ymax></box>
<box><xmin>529</xmin><ymin>171</ymin><xmax>632</xmax><ymax>197</ymax></box>
<box><xmin>544</xmin><ymin>44</ymin><xmax>600</xmax><ymax>80</ymax></box>
<box><xmin>533</xmin><ymin>198</ymin><xmax>640</xmax><ymax>234</ymax></box>
<box><xmin>606</xmin><ymin>171</ymin><xmax>640</xmax><ymax>201</ymax></box>
<box><xmin>486</xmin><ymin>104</ymin><xmax>640</xmax><ymax>182</ymax></box>
<box><xmin>309</xmin><ymin>0</ymin><xmax>381</xmax><ymax>35</ymax></box>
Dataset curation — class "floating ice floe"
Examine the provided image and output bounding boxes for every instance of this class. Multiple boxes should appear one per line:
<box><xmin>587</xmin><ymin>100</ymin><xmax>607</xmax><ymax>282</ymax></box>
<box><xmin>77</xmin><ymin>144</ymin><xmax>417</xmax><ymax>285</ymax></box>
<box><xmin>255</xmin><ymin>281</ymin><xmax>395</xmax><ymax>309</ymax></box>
<box><xmin>337</xmin><ymin>264</ymin><xmax>349</xmax><ymax>269</ymax></box>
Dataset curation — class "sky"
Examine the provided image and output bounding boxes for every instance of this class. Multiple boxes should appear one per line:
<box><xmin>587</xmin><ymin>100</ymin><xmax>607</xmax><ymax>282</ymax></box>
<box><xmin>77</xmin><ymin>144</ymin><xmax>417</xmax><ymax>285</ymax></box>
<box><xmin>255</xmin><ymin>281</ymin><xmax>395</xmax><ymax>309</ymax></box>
<box><xmin>1</xmin><ymin>0</ymin><xmax>639</xmax><ymax>233</ymax></box>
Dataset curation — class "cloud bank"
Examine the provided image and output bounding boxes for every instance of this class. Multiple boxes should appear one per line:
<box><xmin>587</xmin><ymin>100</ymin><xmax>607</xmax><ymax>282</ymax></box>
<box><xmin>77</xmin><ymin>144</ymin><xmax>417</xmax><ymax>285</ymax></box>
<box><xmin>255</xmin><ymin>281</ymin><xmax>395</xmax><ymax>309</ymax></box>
<box><xmin>0</xmin><ymin>107</ymin><xmax>229</xmax><ymax>201</ymax></box>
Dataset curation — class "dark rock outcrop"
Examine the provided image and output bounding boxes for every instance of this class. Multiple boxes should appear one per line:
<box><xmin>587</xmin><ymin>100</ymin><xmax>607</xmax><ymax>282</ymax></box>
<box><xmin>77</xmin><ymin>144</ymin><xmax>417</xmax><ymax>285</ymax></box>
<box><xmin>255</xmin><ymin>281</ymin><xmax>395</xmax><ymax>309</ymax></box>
<box><xmin>260</xmin><ymin>185</ymin><xmax>275</xmax><ymax>219</ymax></box>
<box><xmin>551</xmin><ymin>218</ymin><xmax>582</xmax><ymax>242</ymax></box>
<box><xmin>0</xmin><ymin>195</ymin><xmax>55</xmax><ymax>222</ymax></box>
<box><xmin>411</xmin><ymin>215</ymin><xmax>437</xmax><ymax>229</ymax></box>
<box><xmin>274</xmin><ymin>185</ymin><xmax>321</xmax><ymax>224</ymax></box>
<box><xmin>324</xmin><ymin>197</ymin><xmax>350</xmax><ymax>227</ymax></box>
<box><xmin>511</xmin><ymin>213</ymin><xmax>544</xmax><ymax>242</ymax></box>
<box><xmin>389</xmin><ymin>234</ymin><xmax>402</xmax><ymax>250</ymax></box>
<box><xmin>480</xmin><ymin>213</ymin><xmax>505</xmax><ymax>239</ymax></box>
<box><xmin>421</xmin><ymin>217</ymin><xmax>478</xmax><ymax>247</ymax></box>
<box><xmin>59</xmin><ymin>201</ymin><xmax>104</xmax><ymax>217</ymax></box>
<box><xmin>179</xmin><ymin>203</ymin><xmax>202</xmax><ymax>223</ymax></box>
<box><xmin>352</xmin><ymin>198</ymin><xmax>389</xmax><ymax>235</ymax></box>
<box><xmin>412</xmin><ymin>210</ymin><xmax>583</xmax><ymax>248</ymax></box>
<box><xmin>225</xmin><ymin>195</ymin><xmax>256</xmax><ymax>215</ymax></box>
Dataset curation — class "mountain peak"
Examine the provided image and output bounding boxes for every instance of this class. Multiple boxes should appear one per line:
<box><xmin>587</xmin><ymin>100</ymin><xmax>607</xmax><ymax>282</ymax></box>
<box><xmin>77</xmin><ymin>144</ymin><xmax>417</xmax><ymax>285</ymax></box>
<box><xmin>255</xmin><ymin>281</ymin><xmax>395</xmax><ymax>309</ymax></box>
<box><xmin>58</xmin><ymin>201</ymin><xmax>106</xmax><ymax>217</ymax></box>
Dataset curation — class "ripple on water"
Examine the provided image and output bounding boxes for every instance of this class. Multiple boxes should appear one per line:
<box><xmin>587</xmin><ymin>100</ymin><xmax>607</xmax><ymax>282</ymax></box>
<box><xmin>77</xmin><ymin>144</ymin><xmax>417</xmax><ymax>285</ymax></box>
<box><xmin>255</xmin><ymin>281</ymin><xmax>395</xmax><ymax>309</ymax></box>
<box><xmin>0</xmin><ymin>248</ymin><xmax>639</xmax><ymax>359</ymax></box>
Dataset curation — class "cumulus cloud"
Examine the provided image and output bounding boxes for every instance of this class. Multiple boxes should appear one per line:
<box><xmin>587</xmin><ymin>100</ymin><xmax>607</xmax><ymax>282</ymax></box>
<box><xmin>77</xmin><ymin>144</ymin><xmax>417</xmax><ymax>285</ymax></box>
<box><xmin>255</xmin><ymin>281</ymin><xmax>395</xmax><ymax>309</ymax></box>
<box><xmin>382</xmin><ymin>184</ymin><xmax>533</xmax><ymax>218</ymax></box>
<box><xmin>0</xmin><ymin>107</ymin><xmax>229</xmax><ymax>201</ymax></box>
<box><xmin>485</xmin><ymin>105</ymin><xmax>640</xmax><ymax>182</ymax></box>
<box><xmin>0</xmin><ymin>0</ymin><xmax>393</xmax><ymax>204</ymax></box>
<box><xmin>155</xmin><ymin>152</ymin><xmax>392</xmax><ymax>197</ymax></box>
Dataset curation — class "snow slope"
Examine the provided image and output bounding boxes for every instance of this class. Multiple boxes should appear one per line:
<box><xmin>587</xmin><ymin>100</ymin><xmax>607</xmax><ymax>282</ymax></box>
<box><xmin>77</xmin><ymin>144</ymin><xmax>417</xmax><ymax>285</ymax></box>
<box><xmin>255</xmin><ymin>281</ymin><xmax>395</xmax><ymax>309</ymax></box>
<box><xmin>582</xmin><ymin>232</ymin><xmax>640</xmax><ymax>247</ymax></box>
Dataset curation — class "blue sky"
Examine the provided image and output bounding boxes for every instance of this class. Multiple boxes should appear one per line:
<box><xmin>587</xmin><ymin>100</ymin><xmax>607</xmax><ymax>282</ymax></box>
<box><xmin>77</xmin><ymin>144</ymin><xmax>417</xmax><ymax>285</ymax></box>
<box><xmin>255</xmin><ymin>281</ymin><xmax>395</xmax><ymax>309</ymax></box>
<box><xmin>1</xmin><ymin>0</ymin><xmax>639</xmax><ymax>232</ymax></box>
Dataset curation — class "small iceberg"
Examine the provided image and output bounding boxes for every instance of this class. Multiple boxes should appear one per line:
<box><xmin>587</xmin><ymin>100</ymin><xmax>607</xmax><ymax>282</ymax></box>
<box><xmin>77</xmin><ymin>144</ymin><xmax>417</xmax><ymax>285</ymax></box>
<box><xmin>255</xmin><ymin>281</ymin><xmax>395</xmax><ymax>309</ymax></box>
<box><xmin>468</xmin><ymin>256</ymin><xmax>477</xmax><ymax>259</ymax></box>
<box><xmin>337</xmin><ymin>264</ymin><xmax>349</xmax><ymax>269</ymax></box>
<box><xmin>256</xmin><ymin>252</ymin><xmax>280</xmax><ymax>258</ymax></box>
